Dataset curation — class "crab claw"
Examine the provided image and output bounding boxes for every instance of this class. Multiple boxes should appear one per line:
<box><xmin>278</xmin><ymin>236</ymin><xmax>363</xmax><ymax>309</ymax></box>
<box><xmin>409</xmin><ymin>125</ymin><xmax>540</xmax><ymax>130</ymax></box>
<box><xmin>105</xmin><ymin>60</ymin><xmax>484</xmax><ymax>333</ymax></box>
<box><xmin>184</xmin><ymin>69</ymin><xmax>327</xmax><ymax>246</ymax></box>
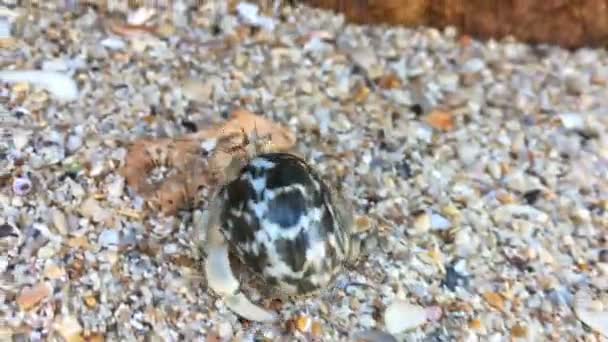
<box><xmin>205</xmin><ymin>219</ymin><xmax>277</xmax><ymax>323</ymax></box>
<box><xmin>205</xmin><ymin>244</ymin><xmax>239</xmax><ymax>296</ymax></box>
<box><xmin>225</xmin><ymin>292</ymin><xmax>277</xmax><ymax>323</ymax></box>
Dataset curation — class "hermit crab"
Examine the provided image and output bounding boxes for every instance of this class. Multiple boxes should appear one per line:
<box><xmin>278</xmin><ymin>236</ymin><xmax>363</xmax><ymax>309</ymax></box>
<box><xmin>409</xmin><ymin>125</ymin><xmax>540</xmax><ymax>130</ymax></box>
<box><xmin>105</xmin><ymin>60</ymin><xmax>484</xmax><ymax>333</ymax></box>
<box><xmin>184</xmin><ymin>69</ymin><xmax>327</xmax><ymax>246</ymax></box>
<box><xmin>199</xmin><ymin>130</ymin><xmax>361</xmax><ymax>322</ymax></box>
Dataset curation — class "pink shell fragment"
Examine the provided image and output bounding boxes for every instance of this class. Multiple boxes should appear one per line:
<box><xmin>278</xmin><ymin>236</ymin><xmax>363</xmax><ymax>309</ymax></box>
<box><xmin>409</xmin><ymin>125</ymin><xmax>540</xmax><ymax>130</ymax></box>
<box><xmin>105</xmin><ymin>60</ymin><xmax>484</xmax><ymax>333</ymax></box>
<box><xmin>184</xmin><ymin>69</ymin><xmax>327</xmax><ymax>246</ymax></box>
<box><xmin>12</xmin><ymin>176</ymin><xmax>32</xmax><ymax>196</ymax></box>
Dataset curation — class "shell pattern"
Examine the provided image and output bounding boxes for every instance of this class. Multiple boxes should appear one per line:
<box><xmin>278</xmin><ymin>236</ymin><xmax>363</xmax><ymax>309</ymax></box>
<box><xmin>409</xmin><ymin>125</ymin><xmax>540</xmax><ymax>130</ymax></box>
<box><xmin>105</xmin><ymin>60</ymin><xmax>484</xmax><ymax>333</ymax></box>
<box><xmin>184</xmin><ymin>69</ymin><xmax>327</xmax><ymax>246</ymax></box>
<box><xmin>216</xmin><ymin>152</ymin><xmax>355</xmax><ymax>296</ymax></box>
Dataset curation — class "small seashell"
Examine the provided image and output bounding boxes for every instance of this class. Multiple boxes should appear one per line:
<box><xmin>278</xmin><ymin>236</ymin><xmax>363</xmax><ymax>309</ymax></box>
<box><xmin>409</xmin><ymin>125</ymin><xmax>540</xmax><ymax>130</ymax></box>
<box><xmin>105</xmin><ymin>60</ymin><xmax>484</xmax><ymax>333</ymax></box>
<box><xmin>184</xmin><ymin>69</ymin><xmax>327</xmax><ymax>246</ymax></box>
<box><xmin>127</xmin><ymin>7</ymin><xmax>156</xmax><ymax>26</ymax></box>
<box><xmin>98</xmin><ymin>229</ymin><xmax>119</xmax><ymax>247</ymax></box>
<box><xmin>574</xmin><ymin>290</ymin><xmax>608</xmax><ymax>337</ymax></box>
<box><xmin>377</xmin><ymin>73</ymin><xmax>402</xmax><ymax>89</ymax></box>
<box><xmin>412</xmin><ymin>211</ymin><xmax>431</xmax><ymax>235</ymax></box>
<box><xmin>68</xmin><ymin>236</ymin><xmax>90</xmax><ymax>249</ymax></box>
<box><xmin>101</xmin><ymin>36</ymin><xmax>126</xmax><ymax>50</ymax></box>
<box><xmin>155</xmin><ymin>22</ymin><xmax>175</xmax><ymax>38</ymax></box>
<box><xmin>493</xmin><ymin>204</ymin><xmax>549</xmax><ymax>224</ymax></box>
<box><xmin>0</xmin><ymin>70</ymin><xmax>78</xmax><ymax>102</ymax></box>
<box><xmin>12</xmin><ymin>176</ymin><xmax>32</xmax><ymax>196</ymax></box>
<box><xmin>352</xmin><ymin>84</ymin><xmax>371</xmax><ymax>103</ymax></box>
<box><xmin>295</xmin><ymin>315</ymin><xmax>312</xmax><ymax>333</ymax></box>
<box><xmin>107</xmin><ymin>176</ymin><xmax>125</xmax><ymax>199</ymax></box>
<box><xmin>17</xmin><ymin>282</ymin><xmax>52</xmax><ymax>310</ymax></box>
<box><xmin>482</xmin><ymin>292</ymin><xmax>505</xmax><ymax>312</ymax></box>
<box><xmin>384</xmin><ymin>300</ymin><xmax>427</xmax><ymax>335</ymax></box>
<box><xmin>486</xmin><ymin>162</ymin><xmax>502</xmax><ymax>179</ymax></box>
<box><xmin>443</xmin><ymin>262</ymin><xmax>470</xmax><ymax>290</ymax></box>
<box><xmin>51</xmin><ymin>208</ymin><xmax>68</xmax><ymax>235</ymax></box>
<box><xmin>536</xmin><ymin>246</ymin><xmax>555</xmax><ymax>265</ymax></box>
<box><xmin>236</xmin><ymin>2</ymin><xmax>276</xmax><ymax>31</ymax></box>
<box><xmin>37</xmin><ymin>244</ymin><xmax>58</xmax><ymax>259</ymax></box>
<box><xmin>80</xmin><ymin>197</ymin><xmax>110</xmax><ymax>223</ymax></box>
<box><xmin>84</xmin><ymin>295</ymin><xmax>97</xmax><ymax>308</ymax></box>
<box><xmin>437</xmin><ymin>72</ymin><xmax>459</xmax><ymax>91</ymax></box>
<box><xmin>217</xmin><ymin>322</ymin><xmax>233</xmax><ymax>339</ymax></box>
<box><xmin>11</xmin><ymin>81</ymin><xmax>29</xmax><ymax>95</ymax></box>
<box><xmin>53</xmin><ymin>315</ymin><xmax>83</xmax><ymax>342</ymax></box>
<box><xmin>33</xmin><ymin>142</ymin><xmax>65</xmax><ymax>168</ymax></box>
<box><xmin>348</xmin><ymin>47</ymin><xmax>379</xmax><ymax>77</ymax></box>
<box><xmin>425</xmin><ymin>306</ymin><xmax>443</xmax><ymax>322</ymax></box>
<box><xmin>0</xmin><ymin>37</ymin><xmax>17</xmax><ymax>49</ymax></box>
<box><xmin>468</xmin><ymin>318</ymin><xmax>484</xmax><ymax>332</ymax></box>
<box><xmin>355</xmin><ymin>215</ymin><xmax>373</xmax><ymax>233</ymax></box>
<box><xmin>41</xmin><ymin>58</ymin><xmax>70</xmax><ymax>72</ymax></box>
<box><xmin>511</xmin><ymin>323</ymin><xmax>528</xmax><ymax>338</ymax></box>
<box><xmin>430</xmin><ymin>213</ymin><xmax>451</xmax><ymax>230</ymax></box>
<box><xmin>352</xmin><ymin>330</ymin><xmax>397</xmax><ymax>342</ymax></box>
<box><xmin>311</xmin><ymin>321</ymin><xmax>323</xmax><ymax>338</ymax></box>
<box><xmin>457</xmin><ymin>142</ymin><xmax>480</xmax><ymax>166</ymax></box>
<box><xmin>43</xmin><ymin>263</ymin><xmax>65</xmax><ymax>279</ymax></box>
<box><xmin>564</xmin><ymin>71</ymin><xmax>588</xmax><ymax>95</ymax></box>
<box><xmin>442</xmin><ymin>205</ymin><xmax>461</xmax><ymax>221</ymax></box>
<box><xmin>66</xmin><ymin>135</ymin><xmax>82</xmax><ymax>154</ymax></box>
<box><xmin>424</xmin><ymin>110</ymin><xmax>454</xmax><ymax>131</ymax></box>
<box><xmin>12</xmin><ymin>131</ymin><xmax>29</xmax><ymax>150</ymax></box>
<box><xmin>104</xmin><ymin>251</ymin><xmax>119</xmax><ymax>266</ymax></box>
<box><xmin>571</xmin><ymin>206</ymin><xmax>591</xmax><ymax>223</ymax></box>
<box><xmin>461</xmin><ymin>58</ymin><xmax>486</xmax><ymax>73</ymax></box>
<box><xmin>558</xmin><ymin>113</ymin><xmax>585</xmax><ymax>130</ymax></box>
<box><xmin>89</xmin><ymin>159</ymin><xmax>106</xmax><ymax>177</ymax></box>
<box><xmin>181</xmin><ymin>78</ymin><xmax>213</xmax><ymax>102</ymax></box>
<box><xmin>0</xmin><ymin>17</ymin><xmax>10</xmax><ymax>38</ymax></box>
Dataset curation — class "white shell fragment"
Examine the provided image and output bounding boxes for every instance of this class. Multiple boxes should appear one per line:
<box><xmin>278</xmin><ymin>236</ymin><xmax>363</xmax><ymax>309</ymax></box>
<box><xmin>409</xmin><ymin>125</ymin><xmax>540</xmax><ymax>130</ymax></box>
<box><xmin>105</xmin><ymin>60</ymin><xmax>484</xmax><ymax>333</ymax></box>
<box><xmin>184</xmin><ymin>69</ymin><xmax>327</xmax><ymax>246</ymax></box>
<box><xmin>0</xmin><ymin>70</ymin><xmax>79</xmax><ymax>102</ymax></box>
<box><xmin>384</xmin><ymin>300</ymin><xmax>427</xmax><ymax>335</ymax></box>
<box><xmin>101</xmin><ymin>37</ymin><xmax>127</xmax><ymax>51</ymax></box>
<box><xmin>574</xmin><ymin>291</ymin><xmax>608</xmax><ymax>338</ymax></box>
<box><xmin>98</xmin><ymin>229</ymin><xmax>119</xmax><ymax>247</ymax></box>
<box><xmin>127</xmin><ymin>7</ymin><xmax>156</xmax><ymax>25</ymax></box>
<box><xmin>430</xmin><ymin>213</ymin><xmax>451</xmax><ymax>230</ymax></box>
<box><xmin>558</xmin><ymin>113</ymin><xmax>585</xmax><ymax>130</ymax></box>
<box><xmin>50</xmin><ymin>208</ymin><xmax>69</xmax><ymax>236</ymax></box>
<box><xmin>492</xmin><ymin>204</ymin><xmax>549</xmax><ymax>224</ymax></box>
<box><xmin>0</xmin><ymin>17</ymin><xmax>10</xmax><ymax>38</ymax></box>
<box><xmin>236</xmin><ymin>2</ymin><xmax>276</xmax><ymax>31</ymax></box>
<box><xmin>348</xmin><ymin>47</ymin><xmax>379</xmax><ymax>75</ymax></box>
<box><xmin>576</xmin><ymin>310</ymin><xmax>608</xmax><ymax>338</ymax></box>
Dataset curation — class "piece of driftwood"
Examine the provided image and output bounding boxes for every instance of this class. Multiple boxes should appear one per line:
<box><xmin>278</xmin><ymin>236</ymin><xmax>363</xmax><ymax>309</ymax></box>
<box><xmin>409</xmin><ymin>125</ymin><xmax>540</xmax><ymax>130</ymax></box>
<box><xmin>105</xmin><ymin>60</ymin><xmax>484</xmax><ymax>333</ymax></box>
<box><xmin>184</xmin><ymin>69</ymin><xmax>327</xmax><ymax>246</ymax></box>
<box><xmin>302</xmin><ymin>0</ymin><xmax>608</xmax><ymax>49</ymax></box>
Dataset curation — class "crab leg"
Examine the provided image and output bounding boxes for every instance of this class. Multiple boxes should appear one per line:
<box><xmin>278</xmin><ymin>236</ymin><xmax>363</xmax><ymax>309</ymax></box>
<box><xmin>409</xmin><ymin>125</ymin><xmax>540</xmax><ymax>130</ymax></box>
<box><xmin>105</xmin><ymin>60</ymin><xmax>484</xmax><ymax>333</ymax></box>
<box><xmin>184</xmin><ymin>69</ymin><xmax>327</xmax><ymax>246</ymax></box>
<box><xmin>204</xmin><ymin>203</ymin><xmax>277</xmax><ymax>322</ymax></box>
<box><xmin>205</xmin><ymin>229</ymin><xmax>240</xmax><ymax>295</ymax></box>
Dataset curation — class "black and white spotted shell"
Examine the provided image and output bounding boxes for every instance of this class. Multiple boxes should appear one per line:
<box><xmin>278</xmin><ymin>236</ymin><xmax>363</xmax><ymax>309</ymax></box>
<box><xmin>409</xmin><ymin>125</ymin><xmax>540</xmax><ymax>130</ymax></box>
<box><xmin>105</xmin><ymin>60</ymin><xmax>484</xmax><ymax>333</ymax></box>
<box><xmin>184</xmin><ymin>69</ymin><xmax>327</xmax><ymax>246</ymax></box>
<box><xmin>217</xmin><ymin>152</ymin><xmax>354</xmax><ymax>296</ymax></box>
